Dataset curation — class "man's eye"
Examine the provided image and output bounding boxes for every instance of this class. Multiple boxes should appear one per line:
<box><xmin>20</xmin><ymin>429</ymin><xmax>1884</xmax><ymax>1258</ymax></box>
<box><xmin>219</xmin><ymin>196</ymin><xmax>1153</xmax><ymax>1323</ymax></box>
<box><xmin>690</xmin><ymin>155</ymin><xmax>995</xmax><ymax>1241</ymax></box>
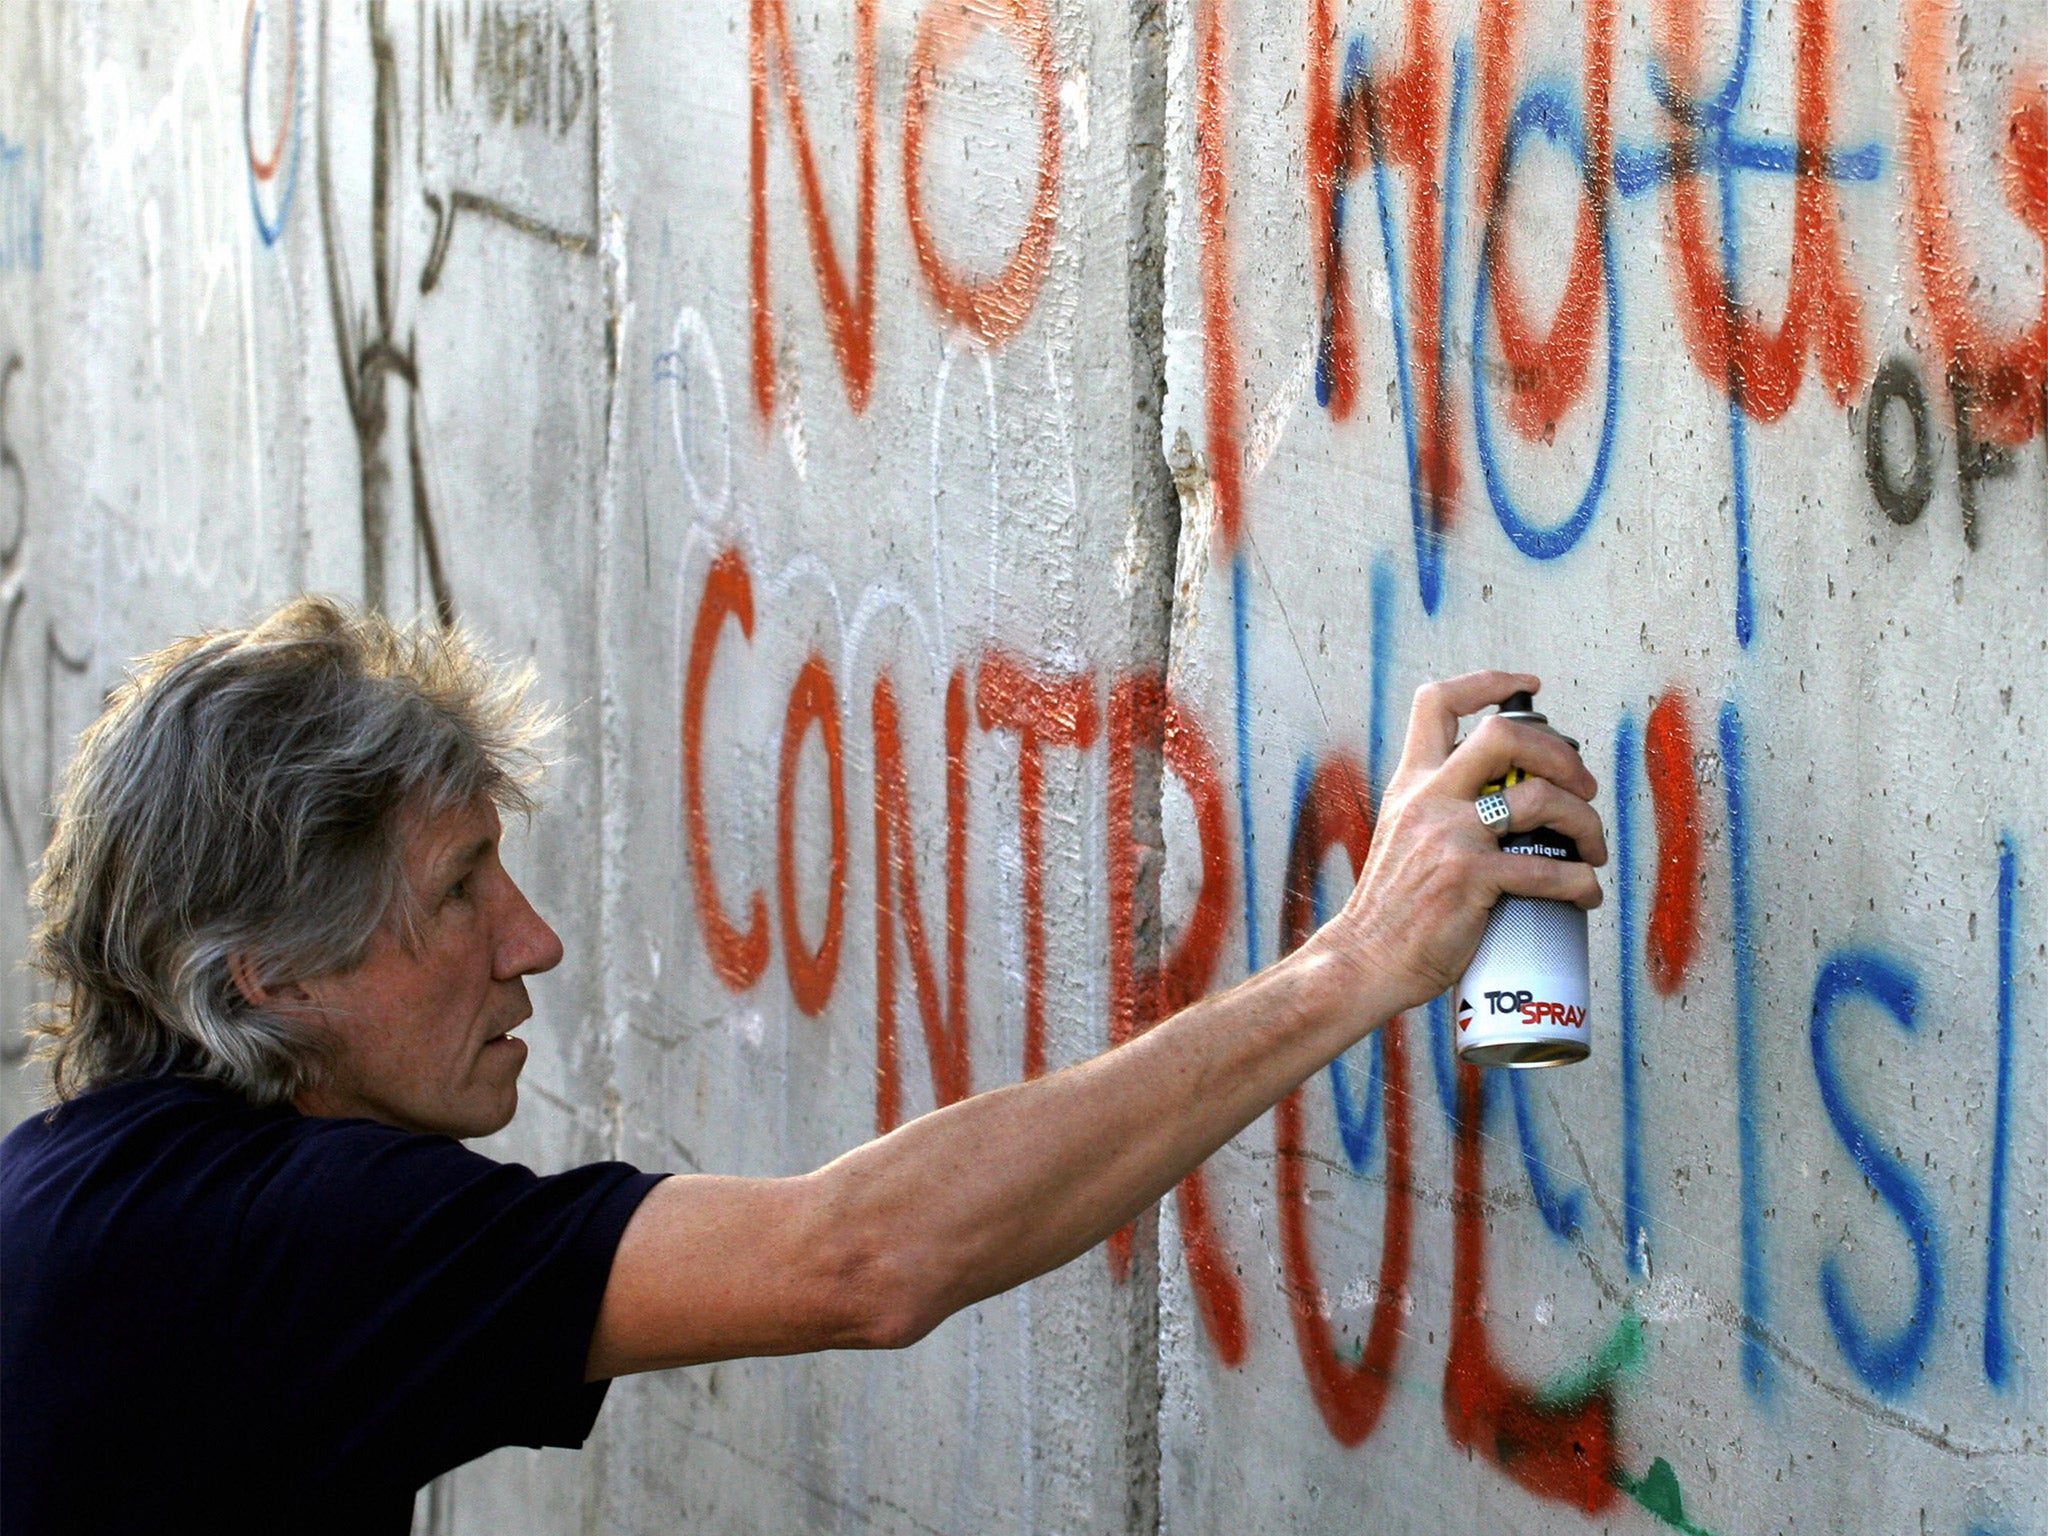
<box><xmin>447</xmin><ymin>877</ymin><xmax>470</xmax><ymax>903</ymax></box>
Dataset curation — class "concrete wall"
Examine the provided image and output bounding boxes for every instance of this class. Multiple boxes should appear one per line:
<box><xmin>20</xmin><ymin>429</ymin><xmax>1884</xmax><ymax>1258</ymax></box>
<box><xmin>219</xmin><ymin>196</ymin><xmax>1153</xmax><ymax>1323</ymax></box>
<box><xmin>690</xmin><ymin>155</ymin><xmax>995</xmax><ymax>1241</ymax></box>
<box><xmin>1157</xmin><ymin>0</ymin><xmax>2048</xmax><ymax>1531</ymax></box>
<box><xmin>0</xmin><ymin>1</ymin><xmax>2043</xmax><ymax>1532</ymax></box>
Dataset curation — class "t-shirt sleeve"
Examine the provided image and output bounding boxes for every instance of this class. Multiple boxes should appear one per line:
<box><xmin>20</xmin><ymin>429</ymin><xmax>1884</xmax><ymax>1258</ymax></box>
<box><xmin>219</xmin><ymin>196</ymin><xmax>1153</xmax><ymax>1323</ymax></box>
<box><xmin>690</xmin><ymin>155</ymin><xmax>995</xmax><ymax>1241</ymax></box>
<box><xmin>232</xmin><ymin>1121</ymin><xmax>665</xmax><ymax>1492</ymax></box>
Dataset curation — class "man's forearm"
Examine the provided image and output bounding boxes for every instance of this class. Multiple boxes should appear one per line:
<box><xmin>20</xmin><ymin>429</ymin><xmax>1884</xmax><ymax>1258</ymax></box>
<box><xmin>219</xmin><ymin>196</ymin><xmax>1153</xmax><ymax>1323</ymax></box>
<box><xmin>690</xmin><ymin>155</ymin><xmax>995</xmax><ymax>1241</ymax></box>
<box><xmin>810</xmin><ymin>942</ymin><xmax>1383</xmax><ymax>1341</ymax></box>
<box><xmin>589</xmin><ymin>672</ymin><xmax>1605</xmax><ymax>1376</ymax></box>
<box><xmin>586</xmin><ymin>944</ymin><xmax>1388</xmax><ymax>1377</ymax></box>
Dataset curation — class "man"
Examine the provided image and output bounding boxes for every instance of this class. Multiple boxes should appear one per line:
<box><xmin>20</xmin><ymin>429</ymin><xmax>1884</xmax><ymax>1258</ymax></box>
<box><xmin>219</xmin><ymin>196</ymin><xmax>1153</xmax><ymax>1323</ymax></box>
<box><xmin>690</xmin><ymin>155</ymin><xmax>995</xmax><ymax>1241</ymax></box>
<box><xmin>0</xmin><ymin>597</ymin><xmax>1603</xmax><ymax>1533</ymax></box>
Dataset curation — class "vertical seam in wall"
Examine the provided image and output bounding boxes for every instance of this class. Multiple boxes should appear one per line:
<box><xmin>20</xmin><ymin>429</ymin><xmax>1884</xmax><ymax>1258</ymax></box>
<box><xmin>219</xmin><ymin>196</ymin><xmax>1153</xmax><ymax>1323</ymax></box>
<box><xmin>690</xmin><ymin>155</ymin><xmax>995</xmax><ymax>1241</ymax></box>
<box><xmin>1123</xmin><ymin>0</ymin><xmax>1175</xmax><ymax>1529</ymax></box>
<box><xmin>589</xmin><ymin>3</ymin><xmax>625</xmax><ymax>1533</ymax></box>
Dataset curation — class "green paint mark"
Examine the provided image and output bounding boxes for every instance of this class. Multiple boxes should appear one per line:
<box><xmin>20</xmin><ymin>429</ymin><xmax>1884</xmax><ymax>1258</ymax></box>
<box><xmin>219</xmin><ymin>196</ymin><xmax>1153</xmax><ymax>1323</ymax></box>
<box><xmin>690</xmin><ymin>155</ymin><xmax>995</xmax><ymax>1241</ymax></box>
<box><xmin>1532</xmin><ymin>1309</ymin><xmax>1645</xmax><ymax>1409</ymax></box>
<box><xmin>1615</xmin><ymin>1458</ymin><xmax>1722</xmax><ymax>1536</ymax></box>
<box><xmin>1630</xmin><ymin>1460</ymin><xmax>1689</xmax><ymax>1525</ymax></box>
<box><xmin>1523</xmin><ymin>1310</ymin><xmax>1725</xmax><ymax>1534</ymax></box>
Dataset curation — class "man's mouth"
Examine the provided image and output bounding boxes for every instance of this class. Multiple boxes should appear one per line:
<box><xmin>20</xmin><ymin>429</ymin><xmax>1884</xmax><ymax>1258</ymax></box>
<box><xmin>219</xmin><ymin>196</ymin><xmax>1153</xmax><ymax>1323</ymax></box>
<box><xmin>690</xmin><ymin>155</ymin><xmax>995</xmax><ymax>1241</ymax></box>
<box><xmin>484</xmin><ymin>996</ymin><xmax>534</xmax><ymax>1054</ymax></box>
<box><xmin>483</xmin><ymin>1029</ymin><xmax>529</xmax><ymax>1063</ymax></box>
<box><xmin>488</xmin><ymin>1002</ymin><xmax>534</xmax><ymax>1042</ymax></box>
<box><xmin>485</xmin><ymin>1015</ymin><xmax>530</xmax><ymax>1048</ymax></box>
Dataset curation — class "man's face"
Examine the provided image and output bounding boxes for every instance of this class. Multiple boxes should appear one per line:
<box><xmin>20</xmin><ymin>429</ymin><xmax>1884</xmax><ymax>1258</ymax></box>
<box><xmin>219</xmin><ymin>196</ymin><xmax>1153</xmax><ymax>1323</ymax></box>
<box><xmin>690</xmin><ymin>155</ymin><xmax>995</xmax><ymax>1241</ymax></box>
<box><xmin>290</xmin><ymin>796</ymin><xmax>564</xmax><ymax>1138</ymax></box>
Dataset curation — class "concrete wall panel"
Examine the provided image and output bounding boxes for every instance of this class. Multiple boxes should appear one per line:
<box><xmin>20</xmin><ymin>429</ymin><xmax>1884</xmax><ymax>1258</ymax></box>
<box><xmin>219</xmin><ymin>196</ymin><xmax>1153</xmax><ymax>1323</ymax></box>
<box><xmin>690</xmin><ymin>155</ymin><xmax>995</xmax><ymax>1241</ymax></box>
<box><xmin>2</xmin><ymin>0</ymin><xmax>2044</xmax><ymax>1532</ymax></box>
<box><xmin>591</xmin><ymin>2</ymin><xmax>1175</xmax><ymax>1526</ymax></box>
<box><xmin>1157</xmin><ymin>0</ymin><xmax>2048</xmax><ymax>1530</ymax></box>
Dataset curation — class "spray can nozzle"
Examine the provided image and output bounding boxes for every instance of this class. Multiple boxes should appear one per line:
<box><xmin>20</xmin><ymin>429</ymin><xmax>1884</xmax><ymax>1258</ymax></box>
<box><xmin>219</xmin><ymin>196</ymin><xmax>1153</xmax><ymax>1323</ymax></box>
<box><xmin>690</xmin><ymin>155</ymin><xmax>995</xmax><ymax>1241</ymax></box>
<box><xmin>1491</xmin><ymin>691</ymin><xmax>1577</xmax><ymax>750</ymax></box>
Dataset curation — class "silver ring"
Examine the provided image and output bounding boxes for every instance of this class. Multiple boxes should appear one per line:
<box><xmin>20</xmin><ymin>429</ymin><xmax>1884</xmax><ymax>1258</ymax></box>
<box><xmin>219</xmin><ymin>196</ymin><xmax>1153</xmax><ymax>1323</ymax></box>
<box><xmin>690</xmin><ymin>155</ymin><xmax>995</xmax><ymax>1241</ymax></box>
<box><xmin>1475</xmin><ymin>790</ymin><xmax>1513</xmax><ymax>834</ymax></box>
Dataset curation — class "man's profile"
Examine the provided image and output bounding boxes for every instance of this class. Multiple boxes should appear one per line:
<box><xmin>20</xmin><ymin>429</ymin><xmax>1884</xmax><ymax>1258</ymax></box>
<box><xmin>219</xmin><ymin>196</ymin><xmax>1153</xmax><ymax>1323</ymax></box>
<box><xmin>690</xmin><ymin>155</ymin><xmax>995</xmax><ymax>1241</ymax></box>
<box><xmin>0</xmin><ymin>596</ymin><xmax>1604</xmax><ymax>1534</ymax></box>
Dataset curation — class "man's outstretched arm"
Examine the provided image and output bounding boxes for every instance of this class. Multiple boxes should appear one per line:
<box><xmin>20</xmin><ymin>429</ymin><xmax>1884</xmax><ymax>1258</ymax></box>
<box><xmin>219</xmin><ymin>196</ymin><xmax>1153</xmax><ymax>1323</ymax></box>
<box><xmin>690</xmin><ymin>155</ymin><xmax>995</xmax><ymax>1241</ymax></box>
<box><xmin>587</xmin><ymin>671</ymin><xmax>1604</xmax><ymax>1379</ymax></box>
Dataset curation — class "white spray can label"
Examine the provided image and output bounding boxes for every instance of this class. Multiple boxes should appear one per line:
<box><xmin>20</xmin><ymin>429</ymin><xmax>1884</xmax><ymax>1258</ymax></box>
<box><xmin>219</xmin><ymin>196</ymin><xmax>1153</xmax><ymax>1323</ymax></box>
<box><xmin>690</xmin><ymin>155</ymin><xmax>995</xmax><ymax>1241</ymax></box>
<box><xmin>1455</xmin><ymin>700</ymin><xmax>1592</xmax><ymax>1068</ymax></box>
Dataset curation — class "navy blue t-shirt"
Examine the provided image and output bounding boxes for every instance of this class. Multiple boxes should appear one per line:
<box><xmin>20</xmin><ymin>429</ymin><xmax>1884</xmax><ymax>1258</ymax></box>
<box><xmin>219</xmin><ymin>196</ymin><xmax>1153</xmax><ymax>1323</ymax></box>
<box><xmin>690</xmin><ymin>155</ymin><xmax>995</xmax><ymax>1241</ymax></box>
<box><xmin>0</xmin><ymin>1075</ymin><xmax>664</xmax><ymax>1534</ymax></box>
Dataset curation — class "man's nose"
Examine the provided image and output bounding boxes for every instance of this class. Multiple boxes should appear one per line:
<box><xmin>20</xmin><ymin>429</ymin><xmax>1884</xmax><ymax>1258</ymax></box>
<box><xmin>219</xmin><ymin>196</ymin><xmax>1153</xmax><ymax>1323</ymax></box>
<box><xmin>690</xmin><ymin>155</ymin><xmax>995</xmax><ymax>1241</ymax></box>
<box><xmin>496</xmin><ymin>875</ymin><xmax>565</xmax><ymax>980</ymax></box>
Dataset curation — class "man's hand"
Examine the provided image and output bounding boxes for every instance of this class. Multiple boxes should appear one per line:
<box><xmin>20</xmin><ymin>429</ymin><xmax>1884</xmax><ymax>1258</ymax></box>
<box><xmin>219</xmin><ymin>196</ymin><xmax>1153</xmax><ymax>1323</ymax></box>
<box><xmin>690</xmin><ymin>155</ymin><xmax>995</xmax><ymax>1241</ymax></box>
<box><xmin>1303</xmin><ymin>671</ymin><xmax>1606</xmax><ymax>1020</ymax></box>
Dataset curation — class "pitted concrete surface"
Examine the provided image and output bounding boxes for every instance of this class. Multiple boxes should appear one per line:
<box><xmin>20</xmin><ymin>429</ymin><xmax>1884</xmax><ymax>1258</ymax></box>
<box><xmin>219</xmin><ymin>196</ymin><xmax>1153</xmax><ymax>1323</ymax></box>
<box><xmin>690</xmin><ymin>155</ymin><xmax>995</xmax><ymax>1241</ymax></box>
<box><xmin>0</xmin><ymin>2</ymin><xmax>2041</xmax><ymax>1532</ymax></box>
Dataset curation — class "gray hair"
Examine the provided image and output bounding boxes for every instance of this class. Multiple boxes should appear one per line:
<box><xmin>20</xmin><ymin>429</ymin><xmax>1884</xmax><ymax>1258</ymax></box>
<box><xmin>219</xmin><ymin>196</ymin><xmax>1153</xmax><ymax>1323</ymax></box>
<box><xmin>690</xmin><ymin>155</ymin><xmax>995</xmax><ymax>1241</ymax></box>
<box><xmin>29</xmin><ymin>595</ymin><xmax>553</xmax><ymax>1105</ymax></box>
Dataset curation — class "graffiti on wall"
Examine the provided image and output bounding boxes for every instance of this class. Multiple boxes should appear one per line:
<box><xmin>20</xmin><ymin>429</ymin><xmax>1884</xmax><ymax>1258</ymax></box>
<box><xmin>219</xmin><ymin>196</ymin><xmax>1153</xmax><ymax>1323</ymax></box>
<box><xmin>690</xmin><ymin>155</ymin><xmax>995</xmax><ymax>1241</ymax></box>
<box><xmin>747</xmin><ymin>0</ymin><xmax>1062</xmax><ymax>418</ymax></box>
<box><xmin>1168</xmin><ymin>0</ymin><xmax>2045</xmax><ymax>1525</ymax></box>
<box><xmin>0</xmin><ymin>135</ymin><xmax>44</xmax><ymax>275</ymax></box>
<box><xmin>417</xmin><ymin>0</ymin><xmax>597</xmax><ymax>289</ymax></box>
<box><xmin>673</xmin><ymin>537</ymin><xmax>2040</xmax><ymax>1526</ymax></box>
<box><xmin>683</xmin><ymin>0</ymin><xmax>2046</xmax><ymax>1527</ymax></box>
<box><xmin>9</xmin><ymin>0</ymin><xmax>2041</xmax><ymax>1525</ymax></box>
<box><xmin>253</xmin><ymin>0</ymin><xmax>602</xmax><ymax>621</ymax></box>
<box><xmin>1187</xmin><ymin>0</ymin><xmax>2048</xmax><ymax>638</ymax></box>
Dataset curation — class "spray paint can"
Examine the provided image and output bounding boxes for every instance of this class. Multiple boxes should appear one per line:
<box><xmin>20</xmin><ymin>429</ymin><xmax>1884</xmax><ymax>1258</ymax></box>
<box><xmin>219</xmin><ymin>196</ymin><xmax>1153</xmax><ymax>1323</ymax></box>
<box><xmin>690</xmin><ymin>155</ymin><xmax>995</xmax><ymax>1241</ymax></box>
<box><xmin>1455</xmin><ymin>693</ymin><xmax>1591</xmax><ymax>1067</ymax></box>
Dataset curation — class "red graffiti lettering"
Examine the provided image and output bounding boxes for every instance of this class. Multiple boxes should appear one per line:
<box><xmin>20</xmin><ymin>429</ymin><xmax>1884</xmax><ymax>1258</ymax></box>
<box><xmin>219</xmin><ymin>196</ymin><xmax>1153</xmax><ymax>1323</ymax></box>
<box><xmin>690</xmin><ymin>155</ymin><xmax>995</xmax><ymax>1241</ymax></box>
<box><xmin>1475</xmin><ymin>0</ymin><xmax>1614</xmax><ymax>439</ymax></box>
<box><xmin>1277</xmin><ymin>754</ymin><xmax>1412</xmax><ymax>1444</ymax></box>
<box><xmin>1104</xmin><ymin>672</ymin><xmax>1247</xmax><ymax>1365</ymax></box>
<box><xmin>777</xmin><ymin>653</ymin><xmax>848</xmax><ymax>1016</ymax></box>
<box><xmin>1656</xmin><ymin>0</ymin><xmax>1867</xmax><ymax>420</ymax></box>
<box><xmin>750</xmin><ymin>0</ymin><xmax>877</xmax><ymax>417</ymax></box>
<box><xmin>1104</xmin><ymin>677</ymin><xmax>1232</xmax><ymax>1058</ymax></box>
<box><xmin>1304</xmin><ymin>0</ymin><xmax>1352</xmax><ymax>419</ymax></box>
<box><xmin>1643</xmin><ymin>689</ymin><xmax>1702</xmax><ymax>994</ymax></box>
<box><xmin>1196</xmin><ymin>0</ymin><xmax>1246</xmax><ymax>549</ymax></box>
<box><xmin>871</xmin><ymin>669</ymin><xmax>972</xmax><ymax>1133</ymax></box>
<box><xmin>1904</xmin><ymin>0</ymin><xmax>2048</xmax><ymax>446</ymax></box>
<box><xmin>976</xmin><ymin>652</ymin><xmax>1099</xmax><ymax>1079</ymax></box>
<box><xmin>1305</xmin><ymin>0</ymin><xmax>1460</xmax><ymax>519</ymax></box>
<box><xmin>902</xmin><ymin>0</ymin><xmax>1061</xmax><ymax>344</ymax></box>
<box><xmin>683</xmin><ymin>550</ymin><xmax>771</xmax><ymax>992</ymax></box>
<box><xmin>1104</xmin><ymin>675</ymin><xmax>1161</xmax><ymax>1070</ymax></box>
<box><xmin>1446</xmin><ymin>1065</ymin><xmax>1619</xmax><ymax>1511</ymax></box>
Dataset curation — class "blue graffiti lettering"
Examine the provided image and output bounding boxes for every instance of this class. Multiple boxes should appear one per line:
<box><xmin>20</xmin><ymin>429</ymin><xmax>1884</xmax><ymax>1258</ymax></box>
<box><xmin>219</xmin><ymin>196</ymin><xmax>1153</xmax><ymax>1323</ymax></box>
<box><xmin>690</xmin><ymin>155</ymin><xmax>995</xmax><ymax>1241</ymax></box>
<box><xmin>1810</xmin><ymin>949</ymin><xmax>1943</xmax><ymax>1398</ymax></box>
<box><xmin>1345</xmin><ymin>39</ymin><xmax>1471</xmax><ymax>616</ymax></box>
<box><xmin>0</xmin><ymin>135</ymin><xmax>44</xmax><ymax>275</ymax></box>
<box><xmin>1295</xmin><ymin>761</ymin><xmax>1387</xmax><ymax>1175</ymax></box>
<box><xmin>1612</xmin><ymin>0</ymin><xmax>1882</xmax><ymax>647</ymax></box>
<box><xmin>1367</xmin><ymin>554</ymin><xmax>1395</xmax><ymax>804</ymax></box>
<box><xmin>1509</xmin><ymin>1072</ymin><xmax>1586</xmax><ymax>1241</ymax></box>
<box><xmin>242</xmin><ymin>0</ymin><xmax>304</xmax><ymax>249</ymax></box>
<box><xmin>1615</xmin><ymin>710</ymin><xmax>1649</xmax><ymax>1275</ymax></box>
<box><xmin>1986</xmin><ymin>834</ymin><xmax>2018</xmax><ymax>1387</ymax></box>
<box><xmin>1233</xmin><ymin>551</ymin><xmax>1261</xmax><ymax>973</ymax></box>
<box><xmin>1721</xmin><ymin>699</ymin><xmax>1775</xmax><ymax>1399</ymax></box>
<box><xmin>1470</xmin><ymin>86</ymin><xmax>1622</xmax><ymax>561</ymax></box>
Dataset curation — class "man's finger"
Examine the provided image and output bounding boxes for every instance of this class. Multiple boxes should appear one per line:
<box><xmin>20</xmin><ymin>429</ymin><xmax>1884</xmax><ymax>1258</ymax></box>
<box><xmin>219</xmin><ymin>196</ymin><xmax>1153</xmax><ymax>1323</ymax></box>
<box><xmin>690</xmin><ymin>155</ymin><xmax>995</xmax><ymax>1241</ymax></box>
<box><xmin>1439</xmin><ymin>714</ymin><xmax>1598</xmax><ymax>802</ymax></box>
<box><xmin>1398</xmin><ymin>671</ymin><xmax>1541</xmax><ymax>776</ymax></box>
<box><xmin>1486</xmin><ymin>848</ymin><xmax>1603</xmax><ymax>909</ymax></box>
<box><xmin>1495</xmin><ymin>777</ymin><xmax>1608</xmax><ymax>867</ymax></box>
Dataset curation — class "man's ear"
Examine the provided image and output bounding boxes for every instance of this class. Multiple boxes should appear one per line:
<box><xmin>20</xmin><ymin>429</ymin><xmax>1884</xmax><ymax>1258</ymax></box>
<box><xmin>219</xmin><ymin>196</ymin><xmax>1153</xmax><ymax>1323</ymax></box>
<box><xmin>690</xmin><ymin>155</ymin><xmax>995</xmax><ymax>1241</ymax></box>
<box><xmin>227</xmin><ymin>953</ymin><xmax>311</xmax><ymax>1013</ymax></box>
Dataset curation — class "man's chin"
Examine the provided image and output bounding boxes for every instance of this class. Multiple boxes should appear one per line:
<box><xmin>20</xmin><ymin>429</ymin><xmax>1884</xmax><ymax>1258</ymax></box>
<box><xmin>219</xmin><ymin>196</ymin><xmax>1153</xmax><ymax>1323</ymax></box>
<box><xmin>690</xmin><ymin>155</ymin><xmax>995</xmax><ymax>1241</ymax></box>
<box><xmin>458</xmin><ymin>1036</ymin><xmax>528</xmax><ymax>1137</ymax></box>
